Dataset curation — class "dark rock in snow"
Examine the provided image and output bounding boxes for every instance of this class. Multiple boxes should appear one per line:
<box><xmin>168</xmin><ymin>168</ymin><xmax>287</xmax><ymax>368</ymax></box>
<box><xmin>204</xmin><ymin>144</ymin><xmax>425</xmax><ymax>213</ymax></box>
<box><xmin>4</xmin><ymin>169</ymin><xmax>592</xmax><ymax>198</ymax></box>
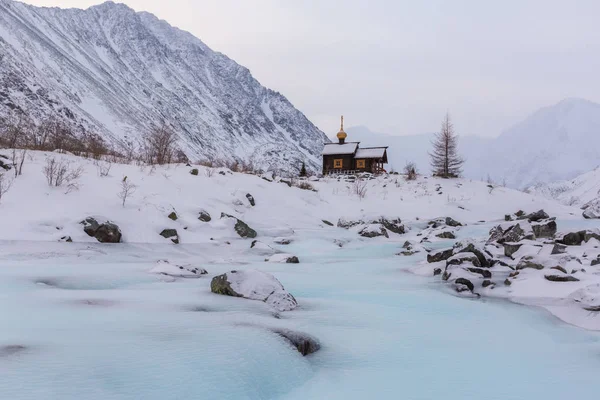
<box><xmin>273</xmin><ymin>329</ymin><xmax>320</xmax><ymax>356</ymax></box>
<box><xmin>337</xmin><ymin>218</ymin><xmax>363</xmax><ymax>229</ymax></box>
<box><xmin>544</xmin><ymin>275</ymin><xmax>580</xmax><ymax>282</ymax></box>
<box><xmin>160</xmin><ymin>229</ymin><xmax>179</xmax><ymax>244</ymax></box>
<box><xmin>447</xmin><ymin>253</ymin><xmax>482</xmax><ymax>268</ymax></box>
<box><xmin>427</xmin><ymin>248</ymin><xmax>454</xmax><ymax>263</ymax></box>
<box><xmin>274</xmin><ymin>238</ymin><xmax>292</xmax><ymax>245</ymax></box>
<box><xmin>516</xmin><ymin>256</ymin><xmax>545</xmax><ymax>270</ymax></box>
<box><xmin>221</xmin><ymin>213</ymin><xmax>257</xmax><ymax>238</ymax></box>
<box><xmin>246</xmin><ymin>193</ymin><xmax>255</xmax><ymax>206</ymax></box>
<box><xmin>591</xmin><ymin>257</ymin><xmax>600</xmax><ymax>266</ymax></box>
<box><xmin>551</xmin><ymin>244</ymin><xmax>567</xmax><ymax>255</ymax></box>
<box><xmin>322</xmin><ymin>220</ymin><xmax>334</xmax><ymax>226</ymax></box>
<box><xmin>168</xmin><ymin>211</ymin><xmax>178</xmax><ymax>221</ymax></box>
<box><xmin>550</xmin><ymin>266</ymin><xmax>568</xmax><ymax>274</ymax></box>
<box><xmin>190</xmin><ymin>168</ymin><xmax>199</xmax><ymax>176</ymax></box>
<box><xmin>198</xmin><ymin>210</ymin><xmax>212</xmax><ymax>222</ymax></box>
<box><xmin>445</xmin><ymin>217</ymin><xmax>463</xmax><ymax>227</ymax></box>
<box><xmin>453</xmin><ymin>241</ymin><xmax>493</xmax><ymax>268</ymax></box>
<box><xmin>433</xmin><ymin>268</ymin><xmax>442</xmax><ymax>276</ymax></box>
<box><xmin>557</xmin><ymin>231</ymin><xmax>584</xmax><ymax>246</ymax></box>
<box><xmin>436</xmin><ymin>231</ymin><xmax>456</xmax><ymax>239</ymax></box>
<box><xmin>504</xmin><ymin>279</ymin><xmax>512</xmax><ymax>286</ymax></box>
<box><xmin>467</xmin><ymin>267</ymin><xmax>492</xmax><ymax>279</ymax></box>
<box><xmin>59</xmin><ymin>236</ymin><xmax>72</xmax><ymax>243</ymax></box>
<box><xmin>285</xmin><ymin>256</ymin><xmax>300</xmax><ymax>264</ymax></box>
<box><xmin>482</xmin><ymin>280</ymin><xmax>493</xmax><ymax>288</ymax></box>
<box><xmin>503</xmin><ymin>242</ymin><xmax>523</xmax><ymax>258</ymax></box>
<box><xmin>359</xmin><ymin>225</ymin><xmax>389</xmax><ymax>238</ymax></box>
<box><xmin>81</xmin><ymin>218</ymin><xmax>121</xmax><ymax>243</ymax></box>
<box><xmin>454</xmin><ymin>277</ymin><xmax>474</xmax><ymax>293</ymax></box>
<box><xmin>532</xmin><ymin>219</ymin><xmax>557</xmax><ymax>238</ymax></box>
<box><xmin>497</xmin><ymin>223</ymin><xmax>535</xmax><ymax>244</ymax></box>
<box><xmin>526</xmin><ymin>209</ymin><xmax>549</xmax><ymax>222</ymax></box>
<box><xmin>378</xmin><ymin>217</ymin><xmax>405</xmax><ymax>235</ymax></box>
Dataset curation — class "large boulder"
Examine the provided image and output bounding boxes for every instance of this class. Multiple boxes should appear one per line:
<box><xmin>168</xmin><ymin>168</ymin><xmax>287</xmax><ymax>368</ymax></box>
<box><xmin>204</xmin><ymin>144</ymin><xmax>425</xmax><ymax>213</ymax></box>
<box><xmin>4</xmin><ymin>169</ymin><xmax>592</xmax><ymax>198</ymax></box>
<box><xmin>210</xmin><ymin>270</ymin><xmax>298</xmax><ymax>311</ymax></box>
<box><xmin>454</xmin><ymin>277</ymin><xmax>475</xmax><ymax>293</ymax></box>
<box><xmin>498</xmin><ymin>223</ymin><xmax>535</xmax><ymax>244</ymax></box>
<box><xmin>446</xmin><ymin>252</ymin><xmax>482</xmax><ymax>268</ymax></box>
<box><xmin>453</xmin><ymin>240</ymin><xmax>493</xmax><ymax>268</ymax></box>
<box><xmin>337</xmin><ymin>218</ymin><xmax>363</xmax><ymax>229</ymax></box>
<box><xmin>531</xmin><ymin>219</ymin><xmax>557</xmax><ymax>238</ymax></box>
<box><xmin>526</xmin><ymin>209</ymin><xmax>550</xmax><ymax>222</ymax></box>
<box><xmin>359</xmin><ymin>224</ymin><xmax>389</xmax><ymax>238</ymax></box>
<box><xmin>582</xmin><ymin>199</ymin><xmax>600</xmax><ymax>219</ymax></box>
<box><xmin>377</xmin><ymin>217</ymin><xmax>405</xmax><ymax>234</ymax></box>
<box><xmin>221</xmin><ymin>213</ymin><xmax>257</xmax><ymax>238</ymax></box>
<box><xmin>81</xmin><ymin>218</ymin><xmax>122</xmax><ymax>243</ymax></box>
<box><xmin>427</xmin><ymin>248</ymin><xmax>454</xmax><ymax>263</ymax></box>
<box><xmin>555</xmin><ymin>230</ymin><xmax>600</xmax><ymax>246</ymax></box>
<box><xmin>503</xmin><ymin>242</ymin><xmax>524</xmax><ymax>258</ymax></box>
<box><xmin>436</xmin><ymin>231</ymin><xmax>456</xmax><ymax>239</ymax></box>
<box><xmin>198</xmin><ymin>210</ymin><xmax>212</xmax><ymax>222</ymax></box>
<box><xmin>160</xmin><ymin>229</ymin><xmax>179</xmax><ymax>244</ymax></box>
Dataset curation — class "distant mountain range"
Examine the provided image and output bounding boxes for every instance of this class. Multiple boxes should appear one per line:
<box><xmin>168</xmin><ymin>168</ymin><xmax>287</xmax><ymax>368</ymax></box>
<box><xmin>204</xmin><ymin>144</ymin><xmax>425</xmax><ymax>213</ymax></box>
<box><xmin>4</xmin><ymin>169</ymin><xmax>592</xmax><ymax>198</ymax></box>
<box><xmin>344</xmin><ymin>98</ymin><xmax>600</xmax><ymax>188</ymax></box>
<box><xmin>0</xmin><ymin>0</ymin><xmax>328</xmax><ymax>173</ymax></box>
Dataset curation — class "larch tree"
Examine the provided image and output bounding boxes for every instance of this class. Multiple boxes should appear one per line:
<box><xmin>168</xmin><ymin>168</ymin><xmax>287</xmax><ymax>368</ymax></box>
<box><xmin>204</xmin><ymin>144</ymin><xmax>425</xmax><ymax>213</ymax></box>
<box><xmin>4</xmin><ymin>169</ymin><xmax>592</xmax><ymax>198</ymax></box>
<box><xmin>429</xmin><ymin>113</ymin><xmax>464</xmax><ymax>178</ymax></box>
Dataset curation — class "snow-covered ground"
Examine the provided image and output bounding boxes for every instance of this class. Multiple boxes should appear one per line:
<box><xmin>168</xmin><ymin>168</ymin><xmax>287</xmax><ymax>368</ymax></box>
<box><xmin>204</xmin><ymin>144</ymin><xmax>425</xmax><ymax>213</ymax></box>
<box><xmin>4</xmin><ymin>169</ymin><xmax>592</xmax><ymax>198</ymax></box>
<box><xmin>1</xmin><ymin>151</ymin><xmax>600</xmax><ymax>399</ymax></box>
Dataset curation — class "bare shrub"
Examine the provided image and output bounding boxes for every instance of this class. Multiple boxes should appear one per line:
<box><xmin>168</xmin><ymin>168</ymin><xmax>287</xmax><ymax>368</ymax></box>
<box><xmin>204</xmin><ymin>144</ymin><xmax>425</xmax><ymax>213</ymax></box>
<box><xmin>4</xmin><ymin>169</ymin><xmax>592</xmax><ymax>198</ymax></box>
<box><xmin>118</xmin><ymin>176</ymin><xmax>137</xmax><ymax>207</ymax></box>
<box><xmin>95</xmin><ymin>160</ymin><xmax>112</xmax><ymax>177</ymax></box>
<box><xmin>141</xmin><ymin>124</ymin><xmax>178</xmax><ymax>165</ymax></box>
<box><xmin>404</xmin><ymin>162</ymin><xmax>418</xmax><ymax>181</ymax></box>
<box><xmin>295</xmin><ymin>181</ymin><xmax>315</xmax><ymax>191</ymax></box>
<box><xmin>205</xmin><ymin>167</ymin><xmax>215</xmax><ymax>178</ymax></box>
<box><xmin>43</xmin><ymin>157</ymin><xmax>84</xmax><ymax>188</ymax></box>
<box><xmin>352</xmin><ymin>179</ymin><xmax>368</xmax><ymax>199</ymax></box>
<box><xmin>0</xmin><ymin>172</ymin><xmax>13</xmax><ymax>203</ymax></box>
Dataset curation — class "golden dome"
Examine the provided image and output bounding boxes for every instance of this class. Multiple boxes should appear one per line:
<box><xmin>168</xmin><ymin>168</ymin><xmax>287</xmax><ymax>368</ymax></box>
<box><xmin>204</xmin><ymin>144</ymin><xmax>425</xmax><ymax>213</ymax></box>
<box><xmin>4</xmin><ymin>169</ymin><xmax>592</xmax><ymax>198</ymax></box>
<box><xmin>336</xmin><ymin>115</ymin><xmax>347</xmax><ymax>140</ymax></box>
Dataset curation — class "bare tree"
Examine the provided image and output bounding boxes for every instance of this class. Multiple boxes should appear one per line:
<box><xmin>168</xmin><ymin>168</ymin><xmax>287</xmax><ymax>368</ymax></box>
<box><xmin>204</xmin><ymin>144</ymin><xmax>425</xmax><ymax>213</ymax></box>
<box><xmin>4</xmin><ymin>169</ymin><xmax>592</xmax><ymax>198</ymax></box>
<box><xmin>95</xmin><ymin>160</ymin><xmax>112</xmax><ymax>177</ymax></box>
<box><xmin>352</xmin><ymin>179</ymin><xmax>368</xmax><ymax>199</ymax></box>
<box><xmin>118</xmin><ymin>176</ymin><xmax>137</xmax><ymax>207</ymax></box>
<box><xmin>429</xmin><ymin>113</ymin><xmax>464</xmax><ymax>178</ymax></box>
<box><xmin>43</xmin><ymin>157</ymin><xmax>84</xmax><ymax>188</ymax></box>
<box><xmin>404</xmin><ymin>161</ymin><xmax>418</xmax><ymax>181</ymax></box>
<box><xmin>0</xmin><ymin>172</ymin><xmax>13</xmax><ymax>204</ymax></box>
<box><xmin>141</xmin><ymin>124</ymin><xmax>178</xmax><ymax>165</ymax></box>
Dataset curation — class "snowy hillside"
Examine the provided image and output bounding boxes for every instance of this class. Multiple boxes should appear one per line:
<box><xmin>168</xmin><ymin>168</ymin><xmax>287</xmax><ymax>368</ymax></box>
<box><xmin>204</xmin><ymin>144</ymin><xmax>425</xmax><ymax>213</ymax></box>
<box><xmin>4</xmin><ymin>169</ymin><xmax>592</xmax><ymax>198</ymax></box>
<box><xmin>2</xmin><ymin>150</ymin><xmax>600</xmax><ymax>398</ymax></box>
<box><xmin>0</xmin><ymin>0</ymin><xmax>328</xmax><ymax>172</ymax></box>
<box><xmin>347</xmin><ymin>98</ymin><xmax>600</xmax><ymax>188</ymax></box>
<box><xmin>527</xmin><ymin>167</ymin><xmax>600</xmax><ymax>206</ymax></box>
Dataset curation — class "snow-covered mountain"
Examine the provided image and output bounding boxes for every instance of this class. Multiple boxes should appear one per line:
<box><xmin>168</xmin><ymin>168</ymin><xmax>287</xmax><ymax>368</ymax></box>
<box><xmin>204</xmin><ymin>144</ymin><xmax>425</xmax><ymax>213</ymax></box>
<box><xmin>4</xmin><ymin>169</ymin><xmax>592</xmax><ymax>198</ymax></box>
<box><xmin>0</xmin><ymin>0</ymin><xmax>328</xmax><ymax>172</ymax></box>
<box><xmin>527</xmin><ymin>166</ymin><xmax>600</xmax><ymax>206</ymax></box>
<box><xmin>346</xmin><ymin>98</ymin><xmax>600</xmax><ymax>188</ymax></box>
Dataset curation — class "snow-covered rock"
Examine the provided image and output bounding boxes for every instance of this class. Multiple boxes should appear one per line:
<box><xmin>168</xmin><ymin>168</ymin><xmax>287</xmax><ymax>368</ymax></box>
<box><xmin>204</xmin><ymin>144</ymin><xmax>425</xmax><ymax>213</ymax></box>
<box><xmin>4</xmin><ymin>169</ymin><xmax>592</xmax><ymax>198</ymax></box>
<box><xmin>210</xmin><ymin>270</ymin><xmax>298</xmax><ymax>311</ymax></box>
<box><xmin>150</xmin><ymin>260</ymin><xmax>207</xmax><ymax>278</ymax></box>
<box><xmin>582</xmin><ymin>199</ymin><xmax>600</xmax><ymax>219</ymax></box>
<box><xmin>265</xmin><ymin>253</ymin><xmax>299</xmax><ymax>264</ymax></box>
<box><xmin>358</xmin><ymin>224</ymin><xmax>389</xmax><ymax>238</ymax></box>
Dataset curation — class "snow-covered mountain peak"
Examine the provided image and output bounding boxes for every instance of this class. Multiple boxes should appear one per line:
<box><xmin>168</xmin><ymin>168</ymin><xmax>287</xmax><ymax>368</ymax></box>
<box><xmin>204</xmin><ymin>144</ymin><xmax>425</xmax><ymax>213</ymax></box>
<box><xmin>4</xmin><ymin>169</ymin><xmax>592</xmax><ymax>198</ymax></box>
<box><xmin>0</xmin><ymin>0</ymin><xmax>328</xmax><ymax>173</ymax></box>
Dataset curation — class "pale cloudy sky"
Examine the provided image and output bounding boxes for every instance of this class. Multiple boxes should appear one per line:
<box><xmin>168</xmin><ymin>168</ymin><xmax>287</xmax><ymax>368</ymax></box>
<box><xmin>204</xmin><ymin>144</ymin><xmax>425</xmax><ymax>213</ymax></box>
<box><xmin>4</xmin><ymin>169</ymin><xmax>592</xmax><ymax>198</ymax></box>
<box><xmin>20</xmin><ymin>0</ymin><xmax>600</xmax><ymax>137</ymax></box>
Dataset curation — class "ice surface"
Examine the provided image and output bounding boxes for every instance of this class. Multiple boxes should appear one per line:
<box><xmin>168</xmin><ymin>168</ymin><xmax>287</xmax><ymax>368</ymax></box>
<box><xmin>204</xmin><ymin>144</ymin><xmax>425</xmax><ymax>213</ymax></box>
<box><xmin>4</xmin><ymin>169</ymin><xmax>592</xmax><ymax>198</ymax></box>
<box><xmin>1</xmin><ymin>233</ymin><xmax>600</xmax><ymax>400</ymax></box>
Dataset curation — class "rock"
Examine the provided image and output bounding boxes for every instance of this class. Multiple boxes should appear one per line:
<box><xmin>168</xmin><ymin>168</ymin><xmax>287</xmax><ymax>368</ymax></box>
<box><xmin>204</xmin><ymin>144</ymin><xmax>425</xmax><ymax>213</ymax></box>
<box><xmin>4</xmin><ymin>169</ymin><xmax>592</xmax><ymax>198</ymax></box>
<box><xmin>446</xmin><ymin>252</ymin><xmax>482</xmax><ymax>268</ymax></box>
<box><xmin>160</xmin><ymin>229</ymin><xmax>179</xmax><ymax>244</ymax></box>
<box><xmin>168</xmin><ymin>211</ymin><xmax>178</xmax><ymax>221</ymax></box>
<box><xmin>378</xmin><ymin>217</ymin><xmax>405</xmax><ymax>234</ymax></box>
<box><xmin>0</xmin><ymin>158</ymin><xmax>12</xmax><ymax>171</ymax></box>
<box><xmin>436</xmin><ymin>231</ymin><xmax>456</xmax><ymax>239</ymax></box>
<box><xmin>550</xmin><ymin>266</ymin><xmax>568</xmax><ymax>274</ymax></box>
<box><xmin>557</xmin><ymin>231</ymin><xmax>584</xmax><ymax>246</ymax></box>
<box><xmin>358</xmin><ymin>224</ymin><xmax>389</xmax><ymax>238</ymax></box>
<box><xmin>59</xmin><ymin>236</ymin><xmax>72</xmax><ymax>243</ymax></box>
<box><xmin>246</xmin><ymin>193</ymin><xmax>255</xmax><ymax>206</ymax></box>
<box><xmin>210</xmin><ymin>270</ymin><xmax>298</xmax><ymax>311</ymax></box>
<box><xmin>81</xmin><ymin>218</ymin><xmax>122</xmax><ymax>243</ymax></box>
<box><xmin>273</xmin><ymin>237</ymin><xmax>292</xmax><ymax>245</ymax></box>
<box><xmin>442</xmin><ymin>271</ymin><xmax>451</xmax><ymax>281</ymax></box>
<box><xmin>532</xmin><ymin>219</ymin><xmax>557</xmax><ymax>238</ymax></box>
<box><xmin>551</xmin><ymin>244</ymin><xmax>567</xmax><ymax>255</ymax></box>
<box><xmin>273</xmin><ymin>329</ymin><xmax>320</xmax><ymax>356</ymax></box>
<box><xmin>453</xmin><ymin>240</ymin><xmax>493</xmax><ymax>268</ymax></box>
<box><xmin>497</xmin><ymin>223</ymin><xmax>535</xmax><ymax>244</ymax></box>
<box><xmin>427</xmin><ymin>248</ymin><xmax>454</xmax><ymax>263</ymax></box>
<box><xmin>526</xmin><ymin>209</ymin><xmax>549</xmax><ymax>222</ymax></box>
<box><xmin>0</xmin><ymin>345</ymin><xmax>27</xmax><ymax>357</ymax></box>
<box><xmin>544</xmin><ymin>275</ymin><xmax>580</xmax><ymax>282</ymax></box>
<box><xmin>488</xmin><ymin>225</ymin><xmax>505</xmax><ymax>243</ymax></box>
<box><xmin>454</xmin><ymin>277</ymin><xmax>474</xmax><ymax>293</ymax></box>
<box><xmin>150</xmin><ymin>260</ymin><xmax>207</xmax><ymax>278</ymax></box>
<box><xmin>221</xmin><ymin>213</ymin><xmax>257</xmax><ymax>238</ymax></box>
<box><xmin>482</xmin><ymin>280</ymin><xmax>493</xmax><ymax>288</ymax></box>
<box><xmin>198</xmin><ymin>210</ymin><xmax>212</xmax><ymax>222</ymax></box>
<box><xmin>504</xmin><ymin>279</ymin><xmax>512</xmax><ymax>286</ymax></box>
<box><xmin>250</xmin><ymin>240</ymin><xmax>277</xmax><ymax>256</ymax></box>
<box><xmin>190</xmin><ymin>168</ymin><xmax>199</xmax><ymax>176</ymax></box>
<box><xmin>516</xmin><ymin>256</ymin><xmax>545</xmax><ymax>270</ymax></box>
<box><xmin>337</xmin><ymin>218</ymin><xmax>363</xmax><ymax>229</ymax></box>
<box><xmin>591</xmin><ymin>257</ymin><xmax>600</xmax><ymax>266</ymax></box>
<box><xmin>467</xmin><ymin>267</ymin><xmax>492</xmax><ymax>279</ymax></box>
<box><xmin>582</xmin><ymin>229</ymin><xmax>600</xmax><ymax>243</ymax></box>
<box><xmin>582</xmin><ymin>199</ymin><xmax>600</xmax><ymax>219</ymax></box>
<box><xmin>503</xmin><ymin>242</ymin><xmax>523</xmax><ymax>258</ymax></box>
<box><xmin>445</xmin><ymin>217</ymin><xmax>463</xmax><ymax>227</ymax></box>
<box><xmin>433</xmin><ymin>268</ymin><xmax>442</xmax><ymax>276</ymax></box>
<box><xmin>266</xmin><ymin>253</ymin><xmax>300</xmax><ymax>264</ymax></box>
<box><xmin>322</xmin><ymin>220</ymin><xmax>334</xmax><ymax>226</ymax></box>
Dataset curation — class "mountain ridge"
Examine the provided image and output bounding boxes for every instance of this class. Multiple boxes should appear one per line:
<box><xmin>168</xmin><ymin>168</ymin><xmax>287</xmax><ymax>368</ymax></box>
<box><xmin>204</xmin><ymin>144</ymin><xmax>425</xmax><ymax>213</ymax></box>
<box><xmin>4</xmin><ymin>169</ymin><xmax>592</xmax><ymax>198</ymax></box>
<box><xmin>0</xmin><ymin>0</ymin><xmax>329</xmax><ymax>172</ymax></box>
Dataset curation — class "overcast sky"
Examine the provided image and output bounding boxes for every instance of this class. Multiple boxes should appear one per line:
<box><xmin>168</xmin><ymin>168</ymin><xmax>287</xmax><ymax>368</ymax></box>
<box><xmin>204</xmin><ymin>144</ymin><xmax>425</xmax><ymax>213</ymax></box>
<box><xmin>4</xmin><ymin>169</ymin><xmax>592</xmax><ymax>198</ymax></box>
<box><xmin>20</xmin><ymin>0</ymin><xmax>600</xmax><ymax>137</ymax></box>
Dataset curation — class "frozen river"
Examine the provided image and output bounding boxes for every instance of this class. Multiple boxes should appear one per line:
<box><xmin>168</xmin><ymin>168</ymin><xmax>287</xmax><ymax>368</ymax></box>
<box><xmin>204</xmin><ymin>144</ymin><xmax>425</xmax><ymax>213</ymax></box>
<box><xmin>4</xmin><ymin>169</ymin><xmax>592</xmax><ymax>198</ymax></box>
<box><xmin>1</xmin><ymin>233</ymin><xmax>599</xmax><ymax>399</ymax></box>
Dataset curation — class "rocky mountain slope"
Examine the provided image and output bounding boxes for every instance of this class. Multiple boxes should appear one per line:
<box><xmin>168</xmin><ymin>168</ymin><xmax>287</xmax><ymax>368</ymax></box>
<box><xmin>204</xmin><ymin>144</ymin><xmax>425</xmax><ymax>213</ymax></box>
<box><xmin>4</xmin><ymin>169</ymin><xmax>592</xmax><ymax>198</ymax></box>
<box><xmin>346</xmin><ymin>98</ymin><xmax>600</xmax><ymax>188</ymax></box>
<box><xmin>0</xmin><ymin>0</ymin><xmax>328</xmax><ymax>172</ymax></box>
